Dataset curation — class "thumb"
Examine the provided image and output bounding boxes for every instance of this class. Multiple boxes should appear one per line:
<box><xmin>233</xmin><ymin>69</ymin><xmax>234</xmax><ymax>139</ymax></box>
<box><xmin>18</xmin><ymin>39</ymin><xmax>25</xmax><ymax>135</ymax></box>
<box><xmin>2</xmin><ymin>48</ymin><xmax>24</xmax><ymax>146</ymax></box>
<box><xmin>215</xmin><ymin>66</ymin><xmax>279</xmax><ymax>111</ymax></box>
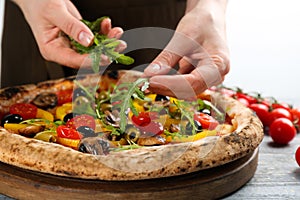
<box><xmin>144</xmin><ymin>50</ymin><xmax>181</xmax><ymax>76</ymax></box>
<box><xmin>52</xmin><ymin>11</ymin><xmax>94</xmax><ymax>47</ymax></box>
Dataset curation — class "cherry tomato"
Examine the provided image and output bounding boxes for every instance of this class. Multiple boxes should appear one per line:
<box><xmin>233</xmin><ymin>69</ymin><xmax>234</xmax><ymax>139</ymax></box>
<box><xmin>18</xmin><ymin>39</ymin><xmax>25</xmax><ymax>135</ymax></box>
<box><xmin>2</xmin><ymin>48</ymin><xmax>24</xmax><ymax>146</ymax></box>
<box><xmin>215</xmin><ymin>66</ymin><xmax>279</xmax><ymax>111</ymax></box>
<box><xmin>295</xmin><ymin>146</ymin><xmax>300</xmax><ymax>167</ymax></box>
<box><xmin>56</xmin><ymin>89</ymin><xmax>73</xmax><ymax>105</ymax></box>
<box><xmin>131</xmin><ymin>112</ymin><xmax>151</xmax><ymax>127</ymax></box>
<box><xmin>236</xmin><ymin>93</ymin><xmax>257</xmax><ymax>105</ymax></box>
<box><xmin>249</xmin><ymin>103</ymin><xmax>270</xmax><ymax>126</ymax></box>
<box><xmin>9</xmin><ymin>103</ymin><xmax>38</xmax><ymax>120</ymax></box>
<box><xmin>66</xmin><ymin>114</ymin><xmax>96</xmax><ymax>130</ymax></box>
<box><xmin>194</xmin><ymin>113</ymin><xmax>219</xmax><ymax>130</ymax></box>
<box><xmin>269</xmin><ymin>118</ymin><xmax>296</xmax><ymax>144</ymax></box>
<box><xmin>237</xmin><ymin>98</ymin><xmax>249</xmax><ymax>107</ymax></box>
<box><xmin>139</xmin><ymin>121</ymin><xmax>164</xmax><ymax>136</ymax></box>
<box><xmin>260</xmin><ymin>98</ymin><xmax>271</xmax><ymax>108</ymax></box>
<box><xmin>291</xmin><ymin>107</ymin><xmax>300</xmax><ymax>127</ymax></box>
<box><xmin>220</xmin><ymin>88</ymin><xmax>235</xmax><ymax>97</ymax></box>
<box><xmin>272</xmin><ymin>102</ymin><xmax>291</xmax><ymax>112</ymax></box>
<box><xmin>56</xmin><ymin>125</ymin><xmax>83</xmax><ymax>140</ymax></box>
<box><xmin>269</xmin><ymin>108</ymin><xmax>292</xmax><ymax>126</ymax></box>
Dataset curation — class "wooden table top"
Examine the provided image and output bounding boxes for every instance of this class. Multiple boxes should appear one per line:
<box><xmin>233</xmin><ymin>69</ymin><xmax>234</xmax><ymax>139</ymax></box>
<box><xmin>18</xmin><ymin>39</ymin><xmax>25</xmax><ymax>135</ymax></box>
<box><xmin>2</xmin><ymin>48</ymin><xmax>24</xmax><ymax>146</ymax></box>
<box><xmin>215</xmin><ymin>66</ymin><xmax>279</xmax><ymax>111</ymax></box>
<box><xmin>1</xmin><ymin>134</ymin><xmax>300</xmax><ymax>200</ymax></box>
<box><xmin>223</xmin><ymin>133</ymin><xmax>300</xmax><ymax>199</ymax></box>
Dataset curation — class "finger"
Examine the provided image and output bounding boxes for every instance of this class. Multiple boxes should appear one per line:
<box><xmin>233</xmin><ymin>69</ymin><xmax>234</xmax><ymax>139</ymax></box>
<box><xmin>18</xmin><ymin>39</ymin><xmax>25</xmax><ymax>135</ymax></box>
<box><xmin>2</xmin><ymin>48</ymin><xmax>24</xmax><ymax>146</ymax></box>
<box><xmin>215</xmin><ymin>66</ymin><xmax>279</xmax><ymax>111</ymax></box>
<box><xmin>107</xmin><ymin>27</ymin><xmax>124</xmax><ymax>39</ymax></box>
<box><xmin>114</xmin><ymin>40</ymin><xmax>127</xmax><ymax>53</ymax></box>
<box><xmin>43</xmin><ymin>37</ymin><xmax>110</xmax><ymax>68</ymax></box>
<box><xmin>45</xmin><ymin>48</ymin><xmax>111</xmax><ymax>68</ymax></box>
<box><xmin>177</xmin><ymin>57</ymin><xmax>195</xmax><ymax>74</ymax></box>
<box><xmin>65</xmin><ymin>0</ymin><xmax>82</xmax><ymax>19</ymax></box>
<box><xmin>101</xmin><ymin>18</ymin><xmax>112</xmax><ymax>35</ymax></box>
<box><xmin>148</xmin><ymin>62</ymin><xmax>223</xmax><ymax>99</ymax></box>
<box><xmin>143</xmin><ymin>50</ymin><xmax>181</xmax><ymax>76</ymax></box>
<box><xmin>49</xmin><ymin>9</ymin><xmax>94</xmax><ymax>47</ymax></box>
<box><xmin>144</xmin><ymin>32</ymin><xmax>199</xmax><ymax>77</ymax></box>
<box><xmin>148</xmin><ymin>74</ymin><xmax>200</xmax><ymax>99</ymax></box>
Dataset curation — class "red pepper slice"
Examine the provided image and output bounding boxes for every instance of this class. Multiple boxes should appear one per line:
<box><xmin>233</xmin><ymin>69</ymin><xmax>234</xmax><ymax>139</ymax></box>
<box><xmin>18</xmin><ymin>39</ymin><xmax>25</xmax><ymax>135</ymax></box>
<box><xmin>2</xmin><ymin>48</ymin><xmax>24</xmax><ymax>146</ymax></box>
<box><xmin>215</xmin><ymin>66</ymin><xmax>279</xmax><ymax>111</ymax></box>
<box><xmin>56</xmin><ymin>125</ymin><xmax>82</xmax><ymax>140</ymax></box>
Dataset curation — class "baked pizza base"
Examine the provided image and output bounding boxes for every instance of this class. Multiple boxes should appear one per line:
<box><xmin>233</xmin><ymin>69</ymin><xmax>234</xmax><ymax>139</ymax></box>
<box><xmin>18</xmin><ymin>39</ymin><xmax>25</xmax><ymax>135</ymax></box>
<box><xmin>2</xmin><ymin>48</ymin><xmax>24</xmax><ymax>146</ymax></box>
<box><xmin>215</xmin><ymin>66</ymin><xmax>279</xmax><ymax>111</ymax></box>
<box><xmin>0</xmin><ymin>70</ymin><xmax>264</xmax><ymax>181</ymax></box>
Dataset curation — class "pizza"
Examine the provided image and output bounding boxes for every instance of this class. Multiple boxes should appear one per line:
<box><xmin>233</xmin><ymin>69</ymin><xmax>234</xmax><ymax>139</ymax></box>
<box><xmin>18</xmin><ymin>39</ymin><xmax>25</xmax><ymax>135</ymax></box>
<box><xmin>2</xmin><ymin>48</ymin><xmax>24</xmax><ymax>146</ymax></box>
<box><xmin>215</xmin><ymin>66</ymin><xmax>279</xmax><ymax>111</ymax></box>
<box><xmin>0</xmin><ymin>70</ymin><xmax>264</xmax><ymax>180</ymax></box>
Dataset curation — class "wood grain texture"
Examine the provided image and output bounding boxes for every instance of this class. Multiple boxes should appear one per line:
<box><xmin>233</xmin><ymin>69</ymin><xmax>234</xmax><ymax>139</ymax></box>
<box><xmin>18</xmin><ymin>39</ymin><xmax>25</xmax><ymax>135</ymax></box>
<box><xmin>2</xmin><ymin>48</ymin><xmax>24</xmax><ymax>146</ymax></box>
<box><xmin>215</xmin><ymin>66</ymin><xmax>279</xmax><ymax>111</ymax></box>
<box><xmin>0</xmin><ymin>149</ymin><xmax>258</xmax><ymax>200</ymax></box>
<box><xmin>223</xmin><ymin>134</ymin><xmax>300</xmax><ymax>199</ymax></box>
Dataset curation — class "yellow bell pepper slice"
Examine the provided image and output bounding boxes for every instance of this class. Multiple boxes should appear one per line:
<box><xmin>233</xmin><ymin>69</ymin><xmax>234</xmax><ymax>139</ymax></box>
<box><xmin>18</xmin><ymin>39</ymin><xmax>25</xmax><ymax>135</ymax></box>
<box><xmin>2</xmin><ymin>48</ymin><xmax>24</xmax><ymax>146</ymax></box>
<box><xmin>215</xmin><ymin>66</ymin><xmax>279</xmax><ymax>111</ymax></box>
<box><xmin>4</xmin><ymin>123</ymin><xmax>30</xmax><ymax>133</ymax></box>
<box><xmin>132</xmin><ymin>100</ymin><xmax>145</xmax><ymax>113</ymax></box>
<box><xmin>170</xmin><ymin>130</ymin><xmax>217</xmax><ymax>143</ymax></box>
<box><xmin>36</xmin><ymin>108</ymin><xmax>54</xmax><ymax>122</ymax></box>
<box><xmin>145</xmin><ymin>94</ymin><xmax>156</xmax><ymax>102</ymax></box>
<box><xmin>169</xmin><ymin>97</ymin><xmax>179</xmax><ymax>104</ymax></box>
<box><xmin>57</xmin><ymin>137</ymin><xmax>80</xmax><ymax>149</ymax></box>
<box><xmin>55</xmin><ymin>103</ymin><xmax>73</xmax><ymax>121</ymax></box>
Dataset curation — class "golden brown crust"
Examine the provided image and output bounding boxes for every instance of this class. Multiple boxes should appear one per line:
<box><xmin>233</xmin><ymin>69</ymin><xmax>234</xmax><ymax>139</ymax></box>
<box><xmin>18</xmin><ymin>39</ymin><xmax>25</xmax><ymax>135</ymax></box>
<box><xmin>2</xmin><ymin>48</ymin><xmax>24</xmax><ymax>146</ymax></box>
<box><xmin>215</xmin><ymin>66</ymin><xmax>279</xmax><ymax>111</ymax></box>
<box><xmin>0</xmin><ymin>73</ymin><xmax>264</xmax><ymax>180</ymax></box>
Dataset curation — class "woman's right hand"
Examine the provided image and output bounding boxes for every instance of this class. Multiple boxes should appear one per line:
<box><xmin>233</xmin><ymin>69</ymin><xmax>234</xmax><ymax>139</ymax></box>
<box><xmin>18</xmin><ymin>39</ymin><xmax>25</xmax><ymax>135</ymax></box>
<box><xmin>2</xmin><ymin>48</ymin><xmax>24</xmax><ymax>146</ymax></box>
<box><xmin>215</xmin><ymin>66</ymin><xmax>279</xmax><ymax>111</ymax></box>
<box><xmin>13</xmin><ymin>0</ymin><xmax>126</xmax><ymax>68</ymax></box>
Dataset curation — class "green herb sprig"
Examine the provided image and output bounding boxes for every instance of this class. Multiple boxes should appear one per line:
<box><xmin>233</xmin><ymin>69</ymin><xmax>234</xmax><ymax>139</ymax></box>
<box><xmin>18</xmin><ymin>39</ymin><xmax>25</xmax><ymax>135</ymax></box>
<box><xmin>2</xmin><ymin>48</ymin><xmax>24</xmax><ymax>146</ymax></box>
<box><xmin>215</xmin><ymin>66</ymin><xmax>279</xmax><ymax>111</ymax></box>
<box><xmin>69</xmin><ymin>17</ymin><xmax>134</xmax><ymax>73</ymax></box>
<box><xmin>111</xmin><ymin>78</ymin><xmax>150</xmax><ymax>132</ymax></box>
<box><xmin>174</xmin><ymin>100</ymin><xmax>198</xmax><ymax>135</ymax></box>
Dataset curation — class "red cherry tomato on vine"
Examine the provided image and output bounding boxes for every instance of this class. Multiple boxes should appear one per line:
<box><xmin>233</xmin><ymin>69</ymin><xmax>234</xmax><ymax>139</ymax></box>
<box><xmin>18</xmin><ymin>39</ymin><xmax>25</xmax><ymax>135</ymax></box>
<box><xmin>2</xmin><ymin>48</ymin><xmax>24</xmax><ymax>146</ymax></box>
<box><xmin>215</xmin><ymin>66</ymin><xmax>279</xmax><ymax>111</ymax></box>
<box><xmin>269</xmin><ymin>118</ymin><xmax>296</xmax><ymax>144</ymax></box>
<box><xmin>291</xmin><ymin>107</ymin><xmax>300</xmax><ymax>127</ymax></box>
<box><xmin>237</xmin><ymin>98</ymin><xmax>250</xmax><ymax>107</ymax></box>
<box><xmin>236</xmin><ymin>93</ymin><xmax>257</xmax><ymax>105</ymax></box>
<box><xmin>295</xmin><ymin>147</ymin><xmax>300</xmax><ymax>167</ymax></box>
<box><xmin>220</xmin><ymin>88</ymin><xmax>236</xmax><ymax>97</ymax></box>
<box><xmin>66</xmin><ymin>114</ymin><xmax>96</xmax><ymax>130</ymax></box>
<box><xmin>9</xmin><ymin>103</ymin><xmax>38</xmax><ymax>120</ymax></box>
<box><xmin>272</xmin><ymin>102</ymin><xmax>291</xmax><ymax>112</ymax></box>
<box><xmin>269</xmin><ymin>108</ymin><xmax>292</xmax><ymax>126</ymax></box>
<box><xmin>260</xmin><ymin>99</ymin><xmax>271</xmax><ymax>107</ymax></box>
<box><xmin>249</xmin><ymin>103</ymin><xmax>270</xmax><ymax>126</ymax></box>
<box><xmin>56</xmin><ymin>125</ymin><xmax>83</xmax><ymax>140</ymax></box>
<box><xmin>194</xmin><ymin>113</ymin><xmax>219</xmax><ymax>130</ymax></box>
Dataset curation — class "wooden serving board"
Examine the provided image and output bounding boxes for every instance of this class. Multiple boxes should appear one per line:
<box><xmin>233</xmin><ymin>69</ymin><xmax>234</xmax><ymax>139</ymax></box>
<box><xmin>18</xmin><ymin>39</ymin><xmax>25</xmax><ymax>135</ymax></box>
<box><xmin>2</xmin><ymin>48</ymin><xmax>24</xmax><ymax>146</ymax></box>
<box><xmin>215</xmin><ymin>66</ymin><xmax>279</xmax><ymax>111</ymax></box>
<box><xmin>0</xmin><ymin>149</ymin><xmax>258</xmax><ymax>200</ymax></box>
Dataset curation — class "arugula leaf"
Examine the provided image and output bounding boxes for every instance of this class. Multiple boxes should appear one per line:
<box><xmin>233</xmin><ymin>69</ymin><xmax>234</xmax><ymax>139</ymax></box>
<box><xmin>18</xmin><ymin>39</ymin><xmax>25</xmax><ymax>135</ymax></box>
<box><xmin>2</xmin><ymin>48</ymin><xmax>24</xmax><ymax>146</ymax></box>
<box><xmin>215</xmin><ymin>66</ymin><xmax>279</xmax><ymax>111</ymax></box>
<box><xmin>174</xmin><ymin>100</ymin><xmax>197</xmax><ymax>135</ymax></box>
<box><xmin>69</xmin><ymin>17</ymin><xmax>135</xmax><ymax>73</ymax></box>
<box><xmin>111</xmin><ymin>78</ymin><xmax>149</xmax><ymax>132</ymax></box>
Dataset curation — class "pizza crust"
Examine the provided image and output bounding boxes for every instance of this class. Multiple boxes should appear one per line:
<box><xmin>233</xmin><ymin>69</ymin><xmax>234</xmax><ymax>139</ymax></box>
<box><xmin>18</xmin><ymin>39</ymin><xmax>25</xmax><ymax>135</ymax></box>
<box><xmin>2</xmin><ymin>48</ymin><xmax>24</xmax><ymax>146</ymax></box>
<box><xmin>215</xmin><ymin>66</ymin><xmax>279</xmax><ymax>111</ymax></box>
<box><xmin>0</xmin><ymin>86</ymin><xmax>264</xmax><ymax>180</ymax></box>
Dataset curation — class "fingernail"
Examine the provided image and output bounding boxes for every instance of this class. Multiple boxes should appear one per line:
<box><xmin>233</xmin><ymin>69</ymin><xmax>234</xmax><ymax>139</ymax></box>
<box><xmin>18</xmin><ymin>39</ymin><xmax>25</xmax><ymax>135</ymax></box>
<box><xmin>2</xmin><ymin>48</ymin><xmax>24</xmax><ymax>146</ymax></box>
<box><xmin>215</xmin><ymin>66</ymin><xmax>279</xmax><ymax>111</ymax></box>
<box><xmin>148</xmin><ymin>64</ymin><xmax>161</xmax><ymax>73</ymax></box>
<box><xmin>78</xmin><ymin>31</ymin><xmax>93</xmax><ymax>46</ymax></box>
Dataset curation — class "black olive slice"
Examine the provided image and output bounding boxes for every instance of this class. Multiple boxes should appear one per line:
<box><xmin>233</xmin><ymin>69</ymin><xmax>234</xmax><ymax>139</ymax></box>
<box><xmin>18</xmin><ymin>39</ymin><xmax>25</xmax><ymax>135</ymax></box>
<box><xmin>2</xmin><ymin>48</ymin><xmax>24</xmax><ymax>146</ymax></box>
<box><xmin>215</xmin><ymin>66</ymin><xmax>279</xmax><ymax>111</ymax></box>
<box><xmin>1</xmin><ymin>114</ymin><xmax>23</xmax><ymax>127</ymax></box>
<box><xmin>124</xmin><ymin>125</ymin><xmax>141</xmax><ymax>143</ymax></box>
<box><xmin>32</xmin><ymin>92</ymin><xmax>58</xmax><ymax>109</ymax></box>
<box><xmin>155</xmin><ymin>94</ymin><xmax>170</xmax><ymax>102</ymax></box>
<box><xmin>77</xmin><ymin>126</ymin><xmax>97</xmax><ymax>138</ymax></box>
<box><xmin>73</xmin><ymin>88</ymin><xmax>87</xmax><ymax>100</ymax></box>
<box><xmin>185</xmin><ymin>120</ymin><xmax>203</xmax><ymax>135</ymax></box>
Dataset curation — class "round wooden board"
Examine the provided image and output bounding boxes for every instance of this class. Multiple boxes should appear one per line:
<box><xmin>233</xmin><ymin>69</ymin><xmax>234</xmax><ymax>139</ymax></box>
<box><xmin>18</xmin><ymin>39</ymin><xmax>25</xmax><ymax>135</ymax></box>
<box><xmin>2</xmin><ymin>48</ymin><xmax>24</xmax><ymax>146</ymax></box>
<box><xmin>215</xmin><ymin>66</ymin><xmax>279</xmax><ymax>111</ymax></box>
<box><xmin>0</xmin><ymin>149</ymin><xmax>258</xmax><ymax>200</ymax></box>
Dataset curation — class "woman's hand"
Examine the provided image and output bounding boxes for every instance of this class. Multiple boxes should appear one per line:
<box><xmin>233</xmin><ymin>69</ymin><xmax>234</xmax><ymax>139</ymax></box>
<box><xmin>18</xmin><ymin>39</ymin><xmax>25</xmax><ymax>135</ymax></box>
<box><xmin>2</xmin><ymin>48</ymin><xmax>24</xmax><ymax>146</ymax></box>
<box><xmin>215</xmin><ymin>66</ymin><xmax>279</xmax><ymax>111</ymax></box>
<box><xmin>144</xmin><ymin>0</ymin><xmax>230</xmax><ymax>99</ymax></box>
<box><xmin>13</xmin><ymin>0</ymin><xmax>126</xmax><ymax>68</ymax></box>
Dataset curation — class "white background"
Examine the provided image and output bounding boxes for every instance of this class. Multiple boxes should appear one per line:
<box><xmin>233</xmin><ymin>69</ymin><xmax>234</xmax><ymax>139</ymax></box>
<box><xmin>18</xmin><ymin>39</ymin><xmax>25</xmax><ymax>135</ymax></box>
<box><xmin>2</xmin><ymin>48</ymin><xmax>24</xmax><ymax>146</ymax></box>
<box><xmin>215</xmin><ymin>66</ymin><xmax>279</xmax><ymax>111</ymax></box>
<box><xmin>1</xmin><ymin>0</ymin><xmax>300</xmax><ymax>105</ymax></box>
<box><xmin>225</xmin><ymin>0</ymin><xmax>300</xmax><ymax>106</ymax></box>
